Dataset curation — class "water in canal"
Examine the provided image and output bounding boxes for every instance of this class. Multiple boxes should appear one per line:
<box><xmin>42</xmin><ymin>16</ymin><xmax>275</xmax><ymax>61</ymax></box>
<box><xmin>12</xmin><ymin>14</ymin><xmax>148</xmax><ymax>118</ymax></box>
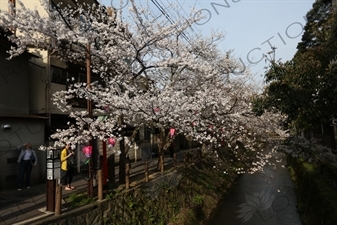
<box><xmin>209</xmin><ymin>151</ymin><xmax>302</xmax><ymax>225</ymax></box>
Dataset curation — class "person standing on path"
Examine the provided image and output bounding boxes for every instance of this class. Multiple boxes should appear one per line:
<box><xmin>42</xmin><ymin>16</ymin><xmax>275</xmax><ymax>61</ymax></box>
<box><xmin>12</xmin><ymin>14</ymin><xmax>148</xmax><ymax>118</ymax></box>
<box><xmin>61</xmin><ymin>143</ymin><xmax>75</xmax><ymax>191</ymax></box>
<box><xmin>17</xmin><ymin>143</ymin><xmax>38</xmax><ymax>191</ymax></box>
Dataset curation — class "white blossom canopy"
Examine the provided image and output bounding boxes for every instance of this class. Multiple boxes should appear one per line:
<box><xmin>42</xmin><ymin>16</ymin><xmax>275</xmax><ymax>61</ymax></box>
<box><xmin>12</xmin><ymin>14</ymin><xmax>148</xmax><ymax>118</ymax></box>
<box><xmin>0</xmin><ymin>0</ymin><xmax>286</xmax><ymax>157</ymax></box>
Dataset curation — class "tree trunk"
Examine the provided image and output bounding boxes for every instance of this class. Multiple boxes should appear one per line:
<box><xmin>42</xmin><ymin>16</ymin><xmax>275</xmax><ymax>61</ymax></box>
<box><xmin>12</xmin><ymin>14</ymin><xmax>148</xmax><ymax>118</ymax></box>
<box><xmin>157</xmin><ymin>149</ymin><xmax>164</xmax><ymax>171</ymax></box>
<box><xmin>145</xmin><ymin>159</ymin><xmax>149</xmax><ymax>182</ymax></box>
<box><xmin>97</xmin><ymin>170</ymin><xmax>103</xmax><ymax>200</ymax></box>
<box><xmin>197</xmin><ymin>148</ymin><xmax>202</xmax><ymax>159</ymax></box>
<box><xmin>202</xmin><ymin>143</ymin><xmax>207</xmax><ymax>154</ymax></box>
<box><xmin>160</xmin><ymin>153</ymin><xmax>164</xmax><ymax>175</ymax></box>
<box><xmin>156</xmin><ymin>127</ymin><xmax>172</xmax><ymax>174</ymax></box>
<box><xmin>174</xmin><ymin>152</ymin><xmax>177</xmax><ymax>170</ymax></box>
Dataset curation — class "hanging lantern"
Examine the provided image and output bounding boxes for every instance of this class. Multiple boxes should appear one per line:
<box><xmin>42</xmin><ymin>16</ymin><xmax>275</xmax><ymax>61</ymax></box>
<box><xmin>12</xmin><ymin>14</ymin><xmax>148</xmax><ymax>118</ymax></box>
<box><xmin>82</xmin><ymin>145</ymin><xmax>92</xmax><ymax>158</ymax></box>
<box><xmin>169</xmin><ymin>128</ymin><xmax>175</xmax><ymax>137</ymax></box>
<box><xmin>82</xmin><ymin>145</ymin><xmax>92</xmax><ymax>164</ymax></box>
<box><xmin>108</xmin><ymin>137</ymin><xmax>116</xmax><ymax>148</ymax></box>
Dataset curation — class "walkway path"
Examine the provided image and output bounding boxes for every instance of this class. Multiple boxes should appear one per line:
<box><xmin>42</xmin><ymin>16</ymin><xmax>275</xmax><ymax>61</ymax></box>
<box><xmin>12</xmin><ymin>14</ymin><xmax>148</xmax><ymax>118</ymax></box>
<box><xmin>0</xmin><ymin>152</ymin><xmax>184</xmax><ymax>225</ymax></box>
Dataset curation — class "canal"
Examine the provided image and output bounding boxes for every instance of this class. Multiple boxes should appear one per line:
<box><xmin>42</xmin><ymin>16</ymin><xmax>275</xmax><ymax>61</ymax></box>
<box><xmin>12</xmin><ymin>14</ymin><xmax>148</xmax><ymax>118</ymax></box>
<box><xmin>209</xmin><ymin>151</ymin><xmax>302</xmax><ymax>225</ymax></box>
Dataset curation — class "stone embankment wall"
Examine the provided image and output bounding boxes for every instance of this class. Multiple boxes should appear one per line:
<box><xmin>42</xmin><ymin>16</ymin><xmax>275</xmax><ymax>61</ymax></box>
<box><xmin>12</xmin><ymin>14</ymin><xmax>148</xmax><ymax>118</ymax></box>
<box><xmin>287</xmin><ymin>156</ymin><xmax>337</xmax><ymax>225</ymax></box>
<box><xmin>35</xmin><ymin>157</ymin><xmax>238</xmax><ymax>225</ymax></box>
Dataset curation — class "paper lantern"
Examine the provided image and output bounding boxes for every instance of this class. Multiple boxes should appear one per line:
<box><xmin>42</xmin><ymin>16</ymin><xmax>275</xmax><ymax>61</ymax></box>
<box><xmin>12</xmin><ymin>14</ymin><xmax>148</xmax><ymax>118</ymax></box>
<box><xmin>108</xmin><ymin>137</ymin><xmax>116</xmax><ymax>147</ymax></box>
<box><xmin>82</xmin><ymin>145</ymin><xmax>92</xmax><ymax>158</ymax></box>
<box><xmin>169</xmin><ymin>128</ymin><xmax>175</xmax><ymax>137</ymax></box>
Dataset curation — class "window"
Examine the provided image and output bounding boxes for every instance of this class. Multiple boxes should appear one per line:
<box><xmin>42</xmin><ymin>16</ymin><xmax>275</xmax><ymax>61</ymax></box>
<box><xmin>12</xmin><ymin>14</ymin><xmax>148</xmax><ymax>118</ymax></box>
<box><xmin>51</xmin><ymin>66</ymin><xmax>67</xmax><ymax>85</ymax></box>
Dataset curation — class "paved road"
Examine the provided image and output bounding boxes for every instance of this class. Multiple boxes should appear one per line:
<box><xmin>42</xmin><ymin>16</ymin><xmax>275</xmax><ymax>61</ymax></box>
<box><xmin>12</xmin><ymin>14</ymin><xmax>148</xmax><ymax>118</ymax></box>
<box><xmin>209</xmin><ymin>150</ymin><xmax>302</xmax><ymax>225</ymax></box>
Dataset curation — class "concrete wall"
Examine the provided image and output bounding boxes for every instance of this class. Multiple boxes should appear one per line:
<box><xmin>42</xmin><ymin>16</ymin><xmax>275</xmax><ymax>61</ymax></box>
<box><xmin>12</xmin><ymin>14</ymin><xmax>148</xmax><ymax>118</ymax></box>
<box><xmin>27</xmin><ymin>50</ymin><xmax>49</xmax><ymax>114</ymax></box>
<box><xmin>0</xmin><ymin>50</ymin><xmax>30</xmax><ymax>114</ymax></box>
<box><xmin>0</xmin><ymin>0</ymin><xmax>10</xmax><ymax>12</ymax></box>
<box><xmin>0</xmin><ymin>118</ymin><xmax>45</xmax><ymax>189</ymax></box>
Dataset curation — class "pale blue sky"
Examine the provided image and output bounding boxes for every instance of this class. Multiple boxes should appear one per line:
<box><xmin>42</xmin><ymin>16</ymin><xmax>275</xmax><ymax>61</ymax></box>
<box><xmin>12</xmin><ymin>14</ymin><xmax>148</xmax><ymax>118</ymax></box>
<box><xmin>101</xmin><ymin>0</ymin><xmax>316</xmax><ymax>86</ymax></box>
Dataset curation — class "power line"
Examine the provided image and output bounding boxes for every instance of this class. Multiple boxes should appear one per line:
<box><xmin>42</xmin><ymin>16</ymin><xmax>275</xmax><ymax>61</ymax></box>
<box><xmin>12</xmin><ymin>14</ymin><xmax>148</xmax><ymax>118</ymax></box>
<box><xmin>172</xmin><ymin>0</ymin><xmax>201</xmax><ymax>36</ymax></box>
<box><xmin>150</xmin><ymin>0</ymin><xmax>192</xmax><ymax>46</ymax></box>
<box><xmin>175</xmin><ymin>0</ymin><xmax>218</xmax><ymax>41</ymax></box>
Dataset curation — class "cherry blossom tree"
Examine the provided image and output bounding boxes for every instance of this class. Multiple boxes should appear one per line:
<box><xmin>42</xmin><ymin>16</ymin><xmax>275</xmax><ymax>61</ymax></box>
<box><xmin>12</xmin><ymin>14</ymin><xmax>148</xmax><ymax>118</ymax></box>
<box><xmin>0</xmin><ymin>0</ymin><xmax>287</xmax><ymax>180</ymax></box>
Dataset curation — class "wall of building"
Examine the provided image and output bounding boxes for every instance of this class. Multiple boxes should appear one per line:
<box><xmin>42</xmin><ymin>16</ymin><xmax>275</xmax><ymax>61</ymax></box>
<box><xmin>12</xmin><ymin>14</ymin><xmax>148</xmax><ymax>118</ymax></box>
<box><xmin>27</xmin><ymin>50</ymin><xmax>49</xmax><ymax>114</ymax></box>
<box><xmin>0</xmin><ymin>0</ymin><xmax>11</xmax><ymax>12</ymax></box>
<box><xmin>0</xmin><ymin>118</ymin><xmax>45</xmax><ymax>190</ymax></box>
<box><xmin>0</xmin><ymin>50</ymin><xmax>30</xmax><ymax>114</ymax></box>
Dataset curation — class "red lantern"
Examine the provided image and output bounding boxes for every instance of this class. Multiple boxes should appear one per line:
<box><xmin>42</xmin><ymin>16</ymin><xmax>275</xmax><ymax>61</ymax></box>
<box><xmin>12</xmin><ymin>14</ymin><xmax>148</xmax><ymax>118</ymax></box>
<box><xmin>108</xmin><ymin>137</ymin><xmax>116</xmax><ymax>147</ymax></box>
<box><xmin>169</xmin><ymin>128</ymin><xmax>175</xmax><ymax>137</ymax></box>
<box><xmin>82</xmin><ymin>145</ymin><xmax>92</xmax><ymax>158</ymax></box>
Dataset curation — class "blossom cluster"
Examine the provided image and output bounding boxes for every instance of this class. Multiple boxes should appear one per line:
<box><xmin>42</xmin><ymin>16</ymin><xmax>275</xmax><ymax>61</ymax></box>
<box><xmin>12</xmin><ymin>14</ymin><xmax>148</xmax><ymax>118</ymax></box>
<box><xmin>273</xmin><ymin>136</ymin><xmax>337</xmax><ymax>165</ymax></box>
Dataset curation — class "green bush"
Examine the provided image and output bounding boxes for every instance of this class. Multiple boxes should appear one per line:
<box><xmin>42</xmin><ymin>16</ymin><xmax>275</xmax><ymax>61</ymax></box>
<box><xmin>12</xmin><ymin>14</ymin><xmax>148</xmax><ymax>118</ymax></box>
<box><xmin>287</xmin><ymin>156</ymin><xmax>337</xmax><ymax>225</ymax></box>
<box><xmin>66</xmin><ymin>192</ymin><xmax>94</xmax><ymax>208</ymax></box>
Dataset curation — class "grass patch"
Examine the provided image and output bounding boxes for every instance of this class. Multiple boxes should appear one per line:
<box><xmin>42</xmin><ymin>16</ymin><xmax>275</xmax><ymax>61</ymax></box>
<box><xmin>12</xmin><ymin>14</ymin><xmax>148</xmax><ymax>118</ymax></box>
<box><xmin>66</xmin><ymin>192</ymin><xmax>94</xmax><ymax>208</ymax></box>
<box><xmin>287</xmin><ymin>155</ymin><xmax>337</xmax><ymax>225</ymax></box>
<box><xmin>192</xmin><ymin>195</ymin><xmax>204</xmax><ymax>206</ymax></box>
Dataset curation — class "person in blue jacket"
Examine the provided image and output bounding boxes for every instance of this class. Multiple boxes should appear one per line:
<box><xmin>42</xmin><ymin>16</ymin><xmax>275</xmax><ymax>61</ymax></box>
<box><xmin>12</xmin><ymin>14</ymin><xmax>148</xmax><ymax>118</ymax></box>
<box><xmin>17</xmin><ymin>143</ymin><xmax>38</xmax><ymax>190</ymax></box>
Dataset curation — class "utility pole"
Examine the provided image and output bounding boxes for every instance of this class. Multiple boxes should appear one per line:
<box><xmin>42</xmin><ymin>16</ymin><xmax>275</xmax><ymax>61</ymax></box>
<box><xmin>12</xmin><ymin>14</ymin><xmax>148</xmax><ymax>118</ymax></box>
<box><xmin>8</xmin><ymin>0</ymin><xmax>16</xmax><ymax>34</ymax></box>
<box><xmin>86</xmin><ymin>43</ymin><xmax>94</xmax><ymax>197</ymax></box>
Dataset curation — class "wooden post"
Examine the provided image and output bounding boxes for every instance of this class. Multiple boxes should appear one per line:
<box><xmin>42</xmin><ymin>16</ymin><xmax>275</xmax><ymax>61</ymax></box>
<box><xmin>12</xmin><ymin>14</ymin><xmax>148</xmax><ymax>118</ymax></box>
<box><xmin>183</xmin><ymin>153</ymin><xmax>187</xmax><ymax>167</ymax></box>
<box><xmin>145</xmin><ymin>160</ymin><xmax>149</xmax><ymax>182</ymax></box>
<box><xmin>97</xmin><ymin>170</ymin><xmax>103</xmax><ymax>201</ymax></box>
<box><xmin>125</xmin><ymin>159</ymin><xmax>130</xmax><ymax>189</ymax></box>
<box><xmin>46</xmin><ymin>179</ymin><xmax>56</xmax><ymax>212</ymax></box>
<box><xmin>55</xmin><ymin>183</ymin><xmax>62</xmax><ymax>216</ymax></box>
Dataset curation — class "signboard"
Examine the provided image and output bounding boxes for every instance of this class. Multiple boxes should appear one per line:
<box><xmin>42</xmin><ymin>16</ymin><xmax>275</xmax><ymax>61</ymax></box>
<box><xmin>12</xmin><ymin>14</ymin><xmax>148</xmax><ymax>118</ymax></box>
<box><xmin>46</xmin><ymin>150</ymin><xmax>61</xmax><ymax>180</ymax></box>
